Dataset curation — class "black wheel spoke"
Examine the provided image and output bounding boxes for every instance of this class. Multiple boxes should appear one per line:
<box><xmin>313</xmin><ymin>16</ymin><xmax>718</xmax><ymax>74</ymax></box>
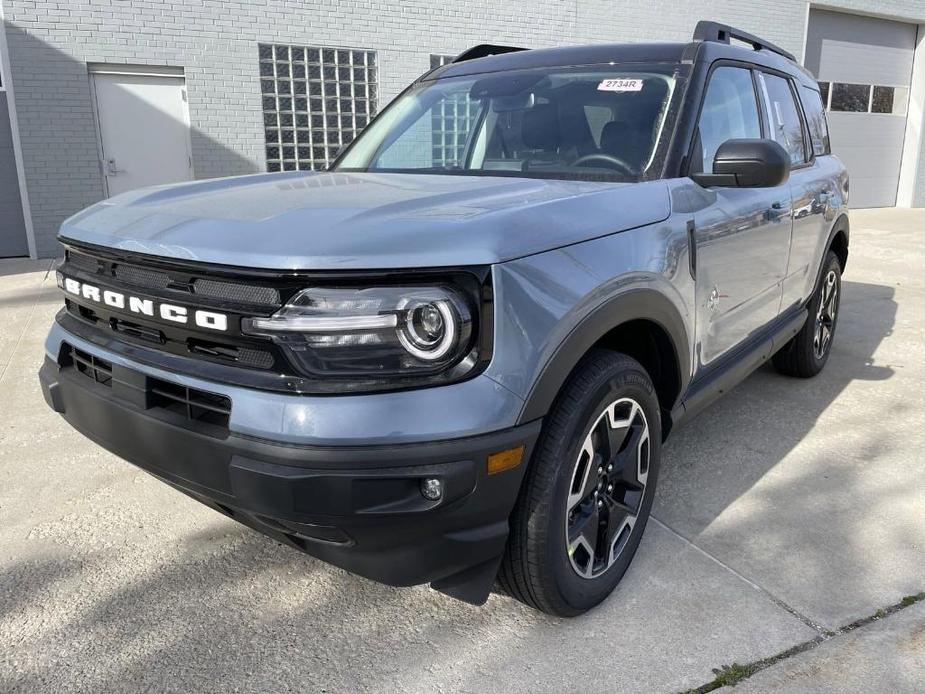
<box><xmin>603</xmin><ymin>417</ymin><xmax>632</xmax><ymax>461</ymax></box>
<box><xmin>567</xmin><ymin>498</ymin><xmax>601</xmax><ymax>577</ymax></box>
<box><xmin>565</xmin><ymin>397</ymin><xmax>650</xmax><ymax>579</ymax></box>
<box><xmin>813</xmin><ymin>269</ymin><xmax>839</xmax><ymax>359</ymax></box>
<box><xmin>602</xmin><ymin>497</ymin><xmax>634</xmax><ymax>560</ymax></box>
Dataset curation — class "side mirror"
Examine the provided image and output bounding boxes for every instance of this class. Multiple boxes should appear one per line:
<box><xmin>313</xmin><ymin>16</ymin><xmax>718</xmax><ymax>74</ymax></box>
<box><xmin>691</xmin><ymin>138</ymin><xmax>791</xmax><ymax>188</ymax></box>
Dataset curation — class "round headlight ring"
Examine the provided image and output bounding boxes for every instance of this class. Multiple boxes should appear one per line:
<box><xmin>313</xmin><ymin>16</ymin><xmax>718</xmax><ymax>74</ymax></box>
<box><xmin>397</xmin><ymin>299</ymin><xmax>457</xmax><ymax>361</ymax></box>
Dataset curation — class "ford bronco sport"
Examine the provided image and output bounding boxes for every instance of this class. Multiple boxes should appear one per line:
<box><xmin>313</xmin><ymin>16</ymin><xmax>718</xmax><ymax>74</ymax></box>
<box><xmin>40</xmin><ymin>22</ymin><xmax>848</xmax><ymax>616</ymax></box>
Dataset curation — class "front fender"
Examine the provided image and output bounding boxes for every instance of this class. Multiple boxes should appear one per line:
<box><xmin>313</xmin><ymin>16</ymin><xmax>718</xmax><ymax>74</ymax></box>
<box><xmin>482</xmin><ymin>220</ymin><xmax>695</xmax><ymax>426</ymax></box>
<box><xmin>516</xmin><ymin>286</ymin><xmax>691</xmax><ymax>423</ymax></box>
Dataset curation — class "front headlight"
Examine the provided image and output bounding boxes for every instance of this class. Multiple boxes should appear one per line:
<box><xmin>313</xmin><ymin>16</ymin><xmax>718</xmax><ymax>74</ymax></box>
<box><xmin>242</xmin><ymin>285</ymin><xmax>479</xmax><ymax>382</ymax></box>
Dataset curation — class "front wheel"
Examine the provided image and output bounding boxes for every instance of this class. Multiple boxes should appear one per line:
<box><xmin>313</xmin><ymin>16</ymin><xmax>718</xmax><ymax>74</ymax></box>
<box><xmin>498</xmin><ymin>350</ymin><xmax>661</xmax><ymax>616</ymax></box>
<box><xmin>772</xmin><ymin>250</ymin><xmax>842</xmax><ymax>378</ymax></box>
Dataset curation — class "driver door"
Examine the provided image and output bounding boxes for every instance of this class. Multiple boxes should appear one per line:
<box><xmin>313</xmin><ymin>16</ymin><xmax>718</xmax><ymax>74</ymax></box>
<box><xmin>690</xmin><ymin>65</ymin><xmax>793</xmax><ymax>369</ymax></box>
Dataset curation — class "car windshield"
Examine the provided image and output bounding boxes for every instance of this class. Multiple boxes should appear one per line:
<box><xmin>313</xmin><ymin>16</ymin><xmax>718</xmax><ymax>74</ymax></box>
<box><xmin>335</xmin><ymin>64</ymin><xmax>681</xmax><ymax>182</ymax></box>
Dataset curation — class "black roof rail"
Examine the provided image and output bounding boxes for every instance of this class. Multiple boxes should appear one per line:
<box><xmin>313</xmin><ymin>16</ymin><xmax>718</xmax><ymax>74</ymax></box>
<box><xmin>452</xmin><ymin>44</ymin><xmax>528</xmax><ymax>63</ymax></box>
<box><xmin>692</xmin><ymin>20</ymin><xmax>796</xmax><ymax>62</ymax></box>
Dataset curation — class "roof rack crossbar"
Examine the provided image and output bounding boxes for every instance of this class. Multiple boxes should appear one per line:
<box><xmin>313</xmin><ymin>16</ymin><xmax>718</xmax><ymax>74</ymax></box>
<box><xmin>452</xmin><ymin>44</ymin><xmax>528</xmax><ymax>63</ymax></box>
<box><xmin>692</xmin><ymin>21</ymin><xmax>796</xmax><ymax>62</ymax></box>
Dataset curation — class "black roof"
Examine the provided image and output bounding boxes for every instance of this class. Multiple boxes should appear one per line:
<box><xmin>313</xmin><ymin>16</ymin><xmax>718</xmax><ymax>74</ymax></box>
<box><xmin>429</xmin><ymin>42</ymin><xmax>689</xmax><ymax>81</ymax></box>
<box><xmin>423</xmin><ymin>21</ymin><xmax>817</xmax><ymax>87</ymax></box>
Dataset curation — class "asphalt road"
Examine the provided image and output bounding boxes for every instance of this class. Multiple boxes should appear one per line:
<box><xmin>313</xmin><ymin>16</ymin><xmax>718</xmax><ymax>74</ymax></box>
<box><xmin>1</xmin><ymin>208</ymin><xmax>923</xmax><ymax>693</ymax></box>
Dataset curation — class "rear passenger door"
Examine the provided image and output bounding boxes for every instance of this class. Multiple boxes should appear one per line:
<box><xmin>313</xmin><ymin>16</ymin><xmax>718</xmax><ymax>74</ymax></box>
<box><xmin>757</xmin><ymin>74</ymin><xmax>838</xmax><ymax>311</ymax></box>
<box><xmin>690</xmin><ymin>65</ymin><xmax>793</xmax><ymax>369</ymax></box>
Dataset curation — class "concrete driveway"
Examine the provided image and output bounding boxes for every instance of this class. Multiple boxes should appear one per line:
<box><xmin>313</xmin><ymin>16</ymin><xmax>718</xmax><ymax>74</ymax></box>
<box><xmin>1</xmin><ymin>208</ymin><xmax>923</xmax><ymax>693</ymax></box>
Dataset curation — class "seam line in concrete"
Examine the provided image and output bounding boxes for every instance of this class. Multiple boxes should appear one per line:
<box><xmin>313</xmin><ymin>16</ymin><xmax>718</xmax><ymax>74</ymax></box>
<box><xmin>681</xmin><ymin>591</ymin><xmax>925</xmax><ymax>693</ymax></box>
<box><xmin>650</xmin><ymin>516</ymin><xmax>831</xmax><ymax>636</ymax></box>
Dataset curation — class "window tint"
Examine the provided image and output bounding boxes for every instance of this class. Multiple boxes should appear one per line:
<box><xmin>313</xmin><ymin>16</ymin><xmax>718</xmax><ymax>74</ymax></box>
<box><xmin>694</xmin><ymin>66</ymin><xmax>761</xmax><ymax>174</ymax></box>
<box><xmin>759</xmin><ymin>73</ymin><xmax>807</xmax><ymax>165</ymax></box>
<box><xmin>337</xmin><ymin>67</ymin><xmax>678</xmax><ymax>182</ymax></box>
<box><xmin>799</xmin><ymin>85</ymin><xmax>830</xmax><ymax>156</ymax></box>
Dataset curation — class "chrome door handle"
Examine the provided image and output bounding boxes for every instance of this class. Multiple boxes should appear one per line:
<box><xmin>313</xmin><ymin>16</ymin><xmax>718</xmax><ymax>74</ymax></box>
<box><xmin>106</xmin><ymin>158</ymin><xmax>125</xmax><ymax>175</ymax></box>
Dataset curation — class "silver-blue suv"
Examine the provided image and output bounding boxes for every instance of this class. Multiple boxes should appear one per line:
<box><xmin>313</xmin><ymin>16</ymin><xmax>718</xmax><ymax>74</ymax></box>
<box><xmin>40</xmin><ymin>22</ymin><xmax>848</xmax><ymax>616</ymax></box>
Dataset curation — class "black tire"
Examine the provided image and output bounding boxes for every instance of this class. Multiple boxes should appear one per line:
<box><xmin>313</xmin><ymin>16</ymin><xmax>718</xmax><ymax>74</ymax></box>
<box><xmin>498</xmin><ymin>350</ymin><xmax>661</xmax><ymax>616</ymax></box>
<box><xmin>772</xmin><ymin>251</ymin><xmax>842</xmax><ymax>378</ymax></box>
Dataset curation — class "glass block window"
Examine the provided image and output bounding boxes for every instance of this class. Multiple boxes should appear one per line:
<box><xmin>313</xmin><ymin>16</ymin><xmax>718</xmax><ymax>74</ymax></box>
<box><xmin>260</xmin><ymin>43</ymin><xmax>378</xmax><ymax>172</ymax></box>
<box><xmin>429</xmin><ymin>54</ymin><xmax>478</xmax><ymax>168</ymax></box>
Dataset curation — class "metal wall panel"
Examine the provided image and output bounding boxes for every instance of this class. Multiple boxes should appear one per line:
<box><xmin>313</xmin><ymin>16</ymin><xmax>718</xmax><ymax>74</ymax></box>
<box><xmin>0</xmin><ymin>92</ymin><xmax>28</xmax><ymax>257</ymax></box>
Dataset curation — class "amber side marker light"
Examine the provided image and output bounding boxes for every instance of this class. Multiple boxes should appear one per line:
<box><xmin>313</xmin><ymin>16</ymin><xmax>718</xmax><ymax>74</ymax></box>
<box><xmin>487</xmin><ymin>445</ymin><xmax>525</xmax><ymax>475</ymax></box>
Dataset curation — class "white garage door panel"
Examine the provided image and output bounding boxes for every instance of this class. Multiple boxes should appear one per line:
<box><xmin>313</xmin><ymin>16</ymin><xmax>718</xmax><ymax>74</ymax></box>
<box><xmin>828</xmin><ymin>114</ymin><xmax>910</xmax><ymax>148</ymax></box>
<box><xmin>806</xmin><ymin>9</ymin><xmax>915</xmax><ymax>208</ymax></box>
<box><xmin>846</xmin><ymin>177</ymin><xmax>905</xmax><ymax>209</ymax></box>
<box><xmin>805</xmin><ymin>9</ymin><xmax>916</xmax><ymax>85</ymax></box>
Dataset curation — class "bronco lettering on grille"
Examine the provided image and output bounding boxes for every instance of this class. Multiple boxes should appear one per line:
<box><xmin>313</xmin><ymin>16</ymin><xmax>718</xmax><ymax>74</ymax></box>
<box><xmin>60</xmin><ymin>276</ymin><xmax>229</xmax><ymax>332</ymax></box>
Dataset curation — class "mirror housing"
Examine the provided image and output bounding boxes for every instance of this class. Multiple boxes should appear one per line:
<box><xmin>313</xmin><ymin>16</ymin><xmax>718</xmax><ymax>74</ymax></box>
<box><xmin>691</xmin><ymin>138</ymin><xmax>791</xmax><ymax>188</ymax></box>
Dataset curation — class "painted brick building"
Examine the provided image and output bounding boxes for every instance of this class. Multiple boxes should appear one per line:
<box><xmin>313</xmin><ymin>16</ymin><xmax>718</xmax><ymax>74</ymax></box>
<box><xmin>2</xmin><ymin>0</ymin><xmax>925</xmax><ymax>258</ymax></box>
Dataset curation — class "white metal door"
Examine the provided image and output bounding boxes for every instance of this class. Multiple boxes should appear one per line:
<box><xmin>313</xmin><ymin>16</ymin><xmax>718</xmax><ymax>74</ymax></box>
<box><xmin>91</xmin><ymin>72</ymin><xmax>193</xmax><ymax>197</ymax></box>
<box><xmin>804</xmin><ymin>9</ymin><xmax>916</xmax><ymax>208</ymax></box>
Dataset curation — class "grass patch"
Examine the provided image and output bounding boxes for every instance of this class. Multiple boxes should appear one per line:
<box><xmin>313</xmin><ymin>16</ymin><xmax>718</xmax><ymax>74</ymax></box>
<box><xmin>900</xmin><ymin>592</ymin><xmax>925</xmax><ymax>608</ymax></box>
<box><xmin>709</xmin><ymin>663</ymin><xmax>757</xmax><ymax>688</ymax></box>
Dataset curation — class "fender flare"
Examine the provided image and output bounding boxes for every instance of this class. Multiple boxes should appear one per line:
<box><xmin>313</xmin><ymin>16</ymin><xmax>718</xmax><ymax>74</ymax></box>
<box><xmin>516</xmin><ymin>288</ymin><xmax>691</xmax><ymax>424</ymax></box>
<box><xmin>810</xmin><ymin>213</ymin><xmax>850</xmax><ymax>295</ymax></box>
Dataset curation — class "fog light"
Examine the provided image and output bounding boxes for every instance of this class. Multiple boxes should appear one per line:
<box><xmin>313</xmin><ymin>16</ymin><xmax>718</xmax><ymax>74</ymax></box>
<box><xmin>420</xmin><ymin>477</ymin><xmax>443</xmax><ymax>501</ymax></box>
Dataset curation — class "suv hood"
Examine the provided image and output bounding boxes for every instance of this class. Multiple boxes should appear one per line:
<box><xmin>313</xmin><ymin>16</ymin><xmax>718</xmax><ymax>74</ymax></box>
<box><xmin>59</xmin><ymin>171</ymin><xmax>670</xmax><ymax>270</ymax></box>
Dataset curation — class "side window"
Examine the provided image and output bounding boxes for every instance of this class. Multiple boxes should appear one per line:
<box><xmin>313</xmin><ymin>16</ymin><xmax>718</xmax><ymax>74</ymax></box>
<box><xmin>694</xmin><ymin>66</ymin><xmax>762</xmax><ymax>174</ymax></box>
<box><xmin>758</xmin><ymin>73</ymin><xmax>808</xmax><ymax>165</ymax></box>
<box><xmin>799</xmin><ymin>85</ymin><xmax>831</xmax><ymax>156</ymax></box>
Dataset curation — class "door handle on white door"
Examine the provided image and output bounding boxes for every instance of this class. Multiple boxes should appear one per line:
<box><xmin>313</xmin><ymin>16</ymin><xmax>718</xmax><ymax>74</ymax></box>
<box><xmin>106</xmin><ymin>158</ymin><xmax>125</xmax><ymax>175</ymax></box>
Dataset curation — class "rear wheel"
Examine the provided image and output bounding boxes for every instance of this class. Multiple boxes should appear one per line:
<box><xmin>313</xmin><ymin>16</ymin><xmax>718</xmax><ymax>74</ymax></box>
<box><xmin>773</xmin><ymin>250</ymin><xmax>842</xmax><ymax>378</ymax></box>
<box><xmin>499</xmin><ymin>350</ymin><xmax>660</xmax><ymax>616</ymax></box>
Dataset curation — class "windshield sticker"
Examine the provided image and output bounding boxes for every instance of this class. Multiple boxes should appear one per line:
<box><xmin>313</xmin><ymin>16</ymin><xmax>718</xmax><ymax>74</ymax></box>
<box><xmin>598</xmin><ymin>78</ymin><xmax>644</xmax><ymax>93</ymax></box>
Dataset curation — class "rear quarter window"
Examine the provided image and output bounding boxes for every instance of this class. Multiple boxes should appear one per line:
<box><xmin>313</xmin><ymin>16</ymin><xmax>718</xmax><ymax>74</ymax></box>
<box><xmin>799</xmin><ymin>85</ymin><xmax>831</xmax><ymax>157</ymax></box>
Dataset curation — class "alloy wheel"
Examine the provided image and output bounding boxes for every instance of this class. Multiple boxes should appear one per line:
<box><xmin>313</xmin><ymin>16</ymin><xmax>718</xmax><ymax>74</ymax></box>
<box><xmin>565</xmin><ymin>397</ymin><xmax>650</xmax><ymax>579</ymax></box>
<box><xmin>814</xmin><ymin>269</ymin><xmax>839</xmax><ymax>360</ymax></box>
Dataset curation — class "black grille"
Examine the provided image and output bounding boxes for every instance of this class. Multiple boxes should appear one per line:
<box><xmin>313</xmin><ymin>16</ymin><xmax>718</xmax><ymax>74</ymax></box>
<box><xmin>67</xmin><ymin>248</ymin><xmax>283</xmax><ymax>308</ymax></box>
<box><xmin>64</xmin><ymin>344</ymin><xmax>232</xmax><ymax>430</ymax></box>
<box><xmin>68</xmin><ymin>251</ymin><xmax>102</xmax><ymax>275</ymax></box>
<box><xmin>148</xmin><ymin>379</ymin><xmax>232</xmax><ymax>429</ymax></box>
<box><xmin>192</xmin><ymin>278</ymin><xmax>280</xmax><ymax>306</ymax></box>
<box><xmin>68</xmin><ymin>346</ymin><xmax>113</xmax><ymax>387</ymax></box>
<box><xmin>113</xmin><ymin>263</ymin><xmax>171</xmax><ymax>290</ymax></box>
<box><xmin>187</xmin><ymin>339</ymin><xmax>276</xmax><ymax>369</ymax></box>
<box><xmin>108</xmin><ymin>261</ymin><xmax>280</xmax><ymax>306</ymax></box>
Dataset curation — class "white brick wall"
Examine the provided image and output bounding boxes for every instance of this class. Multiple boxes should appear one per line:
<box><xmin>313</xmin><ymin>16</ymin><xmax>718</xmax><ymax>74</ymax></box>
<box><xmin>3</xmin><ymin>0</ymin><xmax>925</xmax><ymax>256</ymax></box>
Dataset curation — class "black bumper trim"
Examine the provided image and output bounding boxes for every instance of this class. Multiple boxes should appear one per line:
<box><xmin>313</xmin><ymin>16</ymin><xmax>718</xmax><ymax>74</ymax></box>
<box><xmin>40</xmin><ymin>357</ymin><xmax>541</xmax><ymax>601</ymax></box>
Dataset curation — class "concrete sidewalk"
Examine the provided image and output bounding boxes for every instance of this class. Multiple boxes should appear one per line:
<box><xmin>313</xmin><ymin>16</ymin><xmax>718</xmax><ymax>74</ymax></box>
<box><xmin>0</xmin><ymin>209</ymin><xmax>923</xmax><ymax>693</ymax></box>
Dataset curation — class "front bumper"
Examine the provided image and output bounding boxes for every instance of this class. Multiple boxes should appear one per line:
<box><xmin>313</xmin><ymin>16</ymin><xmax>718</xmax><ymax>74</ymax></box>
<box><xmin>39</xmin><ymin>340</ymin><xmax>541</xmax><ymax>604</ymax></box>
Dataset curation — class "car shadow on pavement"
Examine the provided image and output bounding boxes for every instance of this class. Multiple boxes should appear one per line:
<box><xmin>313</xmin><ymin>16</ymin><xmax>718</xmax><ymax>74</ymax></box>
<box><xmin>655</xmin><ymin>278</ymin><xmax>896</xmax><ymax>534</ymax></box>
<box><xmin>0</xmin><ymin>280</ymin><xmax>901</xmax><ymax>693</ymax></box>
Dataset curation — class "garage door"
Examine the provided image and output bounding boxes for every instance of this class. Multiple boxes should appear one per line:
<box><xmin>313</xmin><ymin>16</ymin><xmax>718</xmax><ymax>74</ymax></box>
<box><xmin>805</xmin><ymin>9</ymin><xmax>916</xmax><ymax>208</ymax></box>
